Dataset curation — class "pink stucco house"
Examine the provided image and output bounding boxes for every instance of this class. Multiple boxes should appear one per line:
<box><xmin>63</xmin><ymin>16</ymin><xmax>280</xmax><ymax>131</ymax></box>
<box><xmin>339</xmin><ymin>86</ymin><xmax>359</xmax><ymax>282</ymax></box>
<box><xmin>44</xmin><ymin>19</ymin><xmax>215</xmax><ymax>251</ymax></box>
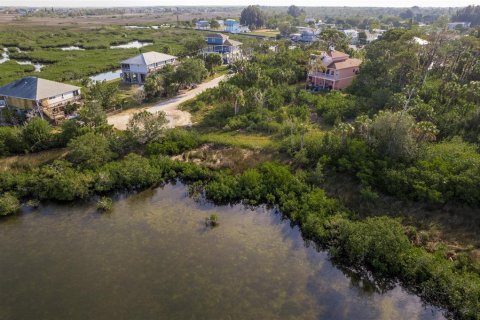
<box><xmin>307</xmin><ymin>50</ymin><xmax>361</xmax><ymax>91</ymax></box>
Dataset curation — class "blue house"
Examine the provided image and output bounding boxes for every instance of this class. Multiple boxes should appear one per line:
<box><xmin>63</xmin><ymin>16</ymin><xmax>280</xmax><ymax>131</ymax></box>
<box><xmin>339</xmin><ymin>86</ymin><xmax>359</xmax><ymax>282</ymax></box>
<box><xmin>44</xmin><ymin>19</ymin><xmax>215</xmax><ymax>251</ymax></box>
<box><xmin>204</xmin><ymin>33</ymin><xmax>243</xmax><ymax>64</ymax></box>
<box><xmin>196</xmin><ymin>20</ymin><xmax>210</xmax><ymax>30</ymax></box>
<box><xmin>224</xmin><ymin>19</ymin><xmax>240</xmax><ymax>33</ymax></box>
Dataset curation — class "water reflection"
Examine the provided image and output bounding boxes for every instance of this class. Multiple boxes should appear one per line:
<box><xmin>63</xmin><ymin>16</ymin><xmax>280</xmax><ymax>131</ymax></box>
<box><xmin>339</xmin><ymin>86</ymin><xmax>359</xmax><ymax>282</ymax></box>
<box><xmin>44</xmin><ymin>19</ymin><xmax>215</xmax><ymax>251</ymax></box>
<box><xmin>60</xmin><ymin>46</ymin><xmax>85</xmax><ymax>51</ymax></box>
<box><xmin>0</xmin><ymin>184</ymin><xmax>445</xmax><ymax>320</ymax></box>
<box><xmin>110</xmin><ymin>41</ymin><xmax>153</xmax><ymax>49</ymax></box>
<box><xmin>89</xmin><ymin>69</ymin><xmax>122</xmax><ymax>82</ymax></box>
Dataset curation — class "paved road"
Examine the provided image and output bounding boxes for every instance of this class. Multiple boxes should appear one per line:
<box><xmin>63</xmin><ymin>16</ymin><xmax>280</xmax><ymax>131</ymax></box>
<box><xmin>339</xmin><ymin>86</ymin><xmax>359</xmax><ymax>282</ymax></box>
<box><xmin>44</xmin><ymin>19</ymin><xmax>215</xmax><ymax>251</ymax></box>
<box><xmin>107</xmin><ymin>75</ymin><xmax>227</xmax><ymax>130</ymax></box>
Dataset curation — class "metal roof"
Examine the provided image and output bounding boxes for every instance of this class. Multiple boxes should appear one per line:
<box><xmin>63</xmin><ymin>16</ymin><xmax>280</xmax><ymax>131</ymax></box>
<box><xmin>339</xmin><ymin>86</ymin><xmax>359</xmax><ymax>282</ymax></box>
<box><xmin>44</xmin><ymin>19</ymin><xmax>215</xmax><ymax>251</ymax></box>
<box><xmin>120</xmin><ymin>51</ymin><xmax>177</xmax><ymax>66</ymax></box>
<box><xmin>0</xmin><ymin>77</ymin><xmax>80</xmax><ymax>100</ymax></box>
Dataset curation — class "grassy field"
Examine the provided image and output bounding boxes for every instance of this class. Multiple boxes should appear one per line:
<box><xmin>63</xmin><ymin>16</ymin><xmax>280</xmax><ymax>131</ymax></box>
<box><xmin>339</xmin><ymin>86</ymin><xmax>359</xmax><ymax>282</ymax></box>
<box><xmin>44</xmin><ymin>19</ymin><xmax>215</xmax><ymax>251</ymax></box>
<box><xmin>0</xmin><ymin>25</ymin><xmax>243</xmax><ymax>86</ymax></box>
<box><xmin>248</xmin><ymin>29</ymin><xmax>279</xmax><ymax>37</ymax></box>
<box><xmin>0</xmin><ymin>148</ymin><xmax>67</xmax><ymax>172</ymax></box>
<box><xmin>200</xmin><ymin>131</ymin><xmax>274</xmax><ymax>149</ymax></box>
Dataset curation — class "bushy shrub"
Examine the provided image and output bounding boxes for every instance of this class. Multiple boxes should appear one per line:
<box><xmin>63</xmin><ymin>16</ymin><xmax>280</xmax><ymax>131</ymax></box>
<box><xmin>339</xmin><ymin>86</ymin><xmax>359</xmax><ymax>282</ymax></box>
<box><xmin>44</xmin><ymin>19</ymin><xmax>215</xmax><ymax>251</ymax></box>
<box><xmin>0</xmin><ymin>192</ymin><xmax>20</xmax><ymax>216</ymax></box>
<box><xmin>96</xmin><ymin>196</ymin><xmax>113</xmax><ymax>213</ymax></box>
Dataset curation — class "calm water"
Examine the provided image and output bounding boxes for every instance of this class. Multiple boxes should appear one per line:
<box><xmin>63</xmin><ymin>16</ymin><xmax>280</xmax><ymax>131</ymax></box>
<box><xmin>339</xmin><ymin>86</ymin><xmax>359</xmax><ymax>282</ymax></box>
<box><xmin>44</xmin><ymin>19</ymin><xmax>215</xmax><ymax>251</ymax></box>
<box><xmin>89</xmin><ymin>69</ymin><xmax>122</xmax><ymax>82</ymax></box>
<box><xmin>110</xmin><ymin>41</ymin><xmax>153</xmax><ymax>49</ymax></box>
<box><xmin>0</xmin><ymin>184</ymin><xmax>445</xmax><ymax>320</ymax></box>
<box><xmin>16</xmin><ymin>60</ymin><xmax>44</xmax><ymax>72</ymax></box>
<box><xmin>60</xmin><ymin>46</ymin><xmax>85</xmax><ymax>51</ymax></box>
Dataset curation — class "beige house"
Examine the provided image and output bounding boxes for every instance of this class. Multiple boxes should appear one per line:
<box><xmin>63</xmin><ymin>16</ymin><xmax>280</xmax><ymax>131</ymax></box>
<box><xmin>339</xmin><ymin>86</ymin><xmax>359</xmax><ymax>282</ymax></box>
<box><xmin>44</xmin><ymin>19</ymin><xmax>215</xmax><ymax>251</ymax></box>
<box><xmin>307</xmin><ymin>50</ymin><xmax>361</xmax><ymax>91</ymax></box>
<box><xmin>0</xmin><ymin>77</ymin><xmax>81</xmax><ymax>123</ymax></box>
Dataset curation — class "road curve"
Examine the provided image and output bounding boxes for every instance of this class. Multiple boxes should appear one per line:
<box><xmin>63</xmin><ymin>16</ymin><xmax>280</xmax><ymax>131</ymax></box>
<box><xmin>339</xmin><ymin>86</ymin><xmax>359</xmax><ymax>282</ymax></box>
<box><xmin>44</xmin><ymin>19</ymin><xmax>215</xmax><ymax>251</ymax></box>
<box><xmin>107</xmin><ymin>75</ymin><xmax>227</xmax><ymax>130</ymax></box>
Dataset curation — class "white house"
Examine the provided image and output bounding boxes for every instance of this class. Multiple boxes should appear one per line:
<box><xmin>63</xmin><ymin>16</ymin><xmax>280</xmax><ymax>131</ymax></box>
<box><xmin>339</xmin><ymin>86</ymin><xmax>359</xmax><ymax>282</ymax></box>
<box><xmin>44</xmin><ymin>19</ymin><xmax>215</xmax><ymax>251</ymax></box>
<box><xmin>343</xmin><ymin>29</ymin><xmax>359</xmax><ymax>45</ymax></box>
<box><xmin>0</xmin><ymin>77</ymin><xmax>81</xmax><ymax>123</ymax></box>
<box><xmin>120</xmin><ymin>51</ymin><xmax>177</xmax><ymax>84</ymax></box>
<box><xmin>447</xmin><ymin>22</ymin><xmax>471</xmax><ymax>30</ymax></box>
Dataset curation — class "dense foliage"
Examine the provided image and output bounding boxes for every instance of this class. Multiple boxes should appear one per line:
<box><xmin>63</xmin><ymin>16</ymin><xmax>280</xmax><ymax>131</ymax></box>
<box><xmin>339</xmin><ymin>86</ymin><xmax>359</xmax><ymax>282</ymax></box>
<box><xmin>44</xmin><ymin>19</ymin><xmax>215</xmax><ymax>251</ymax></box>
<box><xmin>452</xmin><ymin>5</ymin><xmax>480</xmax><ymax>26</ymax></box>
<box><xmin>240</xmin><ymin>5</ymin><xmax>267</xmax><ymax>30</ymax></box>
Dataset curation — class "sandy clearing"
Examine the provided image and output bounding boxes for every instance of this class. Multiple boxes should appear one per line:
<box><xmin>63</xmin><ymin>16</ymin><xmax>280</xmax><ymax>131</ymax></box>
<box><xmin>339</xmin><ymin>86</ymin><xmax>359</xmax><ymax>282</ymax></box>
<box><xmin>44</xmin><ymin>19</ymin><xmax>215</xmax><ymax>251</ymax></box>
<box><xmin>107</xmin><ymin>75</ymin><xmax>227</xmax><ymax>130</ymax></box>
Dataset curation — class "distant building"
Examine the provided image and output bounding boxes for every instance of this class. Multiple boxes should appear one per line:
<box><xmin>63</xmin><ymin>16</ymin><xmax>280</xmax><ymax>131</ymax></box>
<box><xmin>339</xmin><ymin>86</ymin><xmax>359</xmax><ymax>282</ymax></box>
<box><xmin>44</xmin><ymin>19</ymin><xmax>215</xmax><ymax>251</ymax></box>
<box><xmin>413</xmin><ymin>37</ymin><xmax>429</xmax><ymax>45</ymax></box>
<box><xmin>0</xmin><ymin>77</ymin><xmax>81</xmax><ymax>123</ymax></box>
<box><xmin>224</xmin><ymin>19</ymin><xmax>240</xmax><ymax>33</ymax></box>
<box><xmin>293</xmin><ymin>28</ymin><xmax>317</xmax><ymax>43</ymax></box>
<box><xmin>307</xmin><ymin>49</ymin><xmax>361</xmax><ymax>91</ymax></box>
<box><xmin>343</xmin><ymin>29</ymin><xmax>359</xmax><ymax>45</ymax></box>
<box><xmin>305</xmin><ymin>18</ymin><xmax>316</xmax><ymax>24</ymax></box>
<box><xmin>447</xmin><ymin>22</ymin><xmax>471</xmax><ymax>30</ymax></box>
<box><xmin>120</xmin><ymin>51</ymin><xmax>177</xmax><ymax>84</ymax></box>
<box><xmin>203</xmin><ymin>33</ymin><xmax>243</xmax><ymax>64</ymax></box>
<box><xmin>365</xmin><ymin>31</ymin><xmax>380</xmax><ymax>43</ymax></box>
<box><xmin>216</xmin><ymin>20</ymin><xmax>225</xmax><ymax>29</ymax></box>
<box><xmin>195</xmin><ymin>20</ymin><xmax>210</xmax><ymax>30</ymax></box>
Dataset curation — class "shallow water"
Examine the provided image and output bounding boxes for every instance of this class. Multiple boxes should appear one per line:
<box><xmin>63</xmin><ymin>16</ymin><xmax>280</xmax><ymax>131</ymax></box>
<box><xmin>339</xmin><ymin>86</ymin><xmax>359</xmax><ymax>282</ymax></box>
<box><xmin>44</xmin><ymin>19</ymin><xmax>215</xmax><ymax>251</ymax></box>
<box><xmin>89</xmin><ymin>69</ymin><xmax>122</xmax><ymax>82</ymax></box>
<box><xmin>60</xmin><ymin>46</ymin><xmax>85</xmax><ymax>51</ymax></box>
<box><xmin>16</xmin><ymin>60</ymin><xmax>44</xmax><ymax>72</ymax></box>
<box><xmin>0</xmin><ymin>48</ymin><xmax>9</xmax><ymax>63</ymax></box>
<box><xmin>110</xmin><ymin>40</ymin><xmax>153</xmax><ymax>49</ymax></box>
<box><xmin>0</xmin><ymin>184</ymin><xmax>445</xmax><ymax>320</ymax></box>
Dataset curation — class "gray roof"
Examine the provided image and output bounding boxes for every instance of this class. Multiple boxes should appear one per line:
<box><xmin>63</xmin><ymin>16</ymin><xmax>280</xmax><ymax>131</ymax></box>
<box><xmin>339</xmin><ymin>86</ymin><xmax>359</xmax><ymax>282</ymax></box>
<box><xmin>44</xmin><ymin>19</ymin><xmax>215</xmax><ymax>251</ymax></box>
<box><xmin>120</xmin><ymin>51</ymin><xmax>177</xmax><ymax>66</ymax></box>
<box><xmin>0</xmin><ymin>77</ymin><xmax>80</xmax><ymax>101</ymax></box>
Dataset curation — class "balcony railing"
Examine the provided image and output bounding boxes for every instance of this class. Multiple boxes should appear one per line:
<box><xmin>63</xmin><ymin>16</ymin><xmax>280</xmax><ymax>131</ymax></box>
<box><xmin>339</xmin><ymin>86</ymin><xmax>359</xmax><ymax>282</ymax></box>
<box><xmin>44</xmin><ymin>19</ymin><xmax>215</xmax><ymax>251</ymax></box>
<box><xmin>308</xmin><ymin>71</ymin><xmax>338</xmax><ymax>80</ymax></box>
<box><xmin>42</xmin><ymin>95</ymin><xmax>82</xmax><ymax>108</ymax></box>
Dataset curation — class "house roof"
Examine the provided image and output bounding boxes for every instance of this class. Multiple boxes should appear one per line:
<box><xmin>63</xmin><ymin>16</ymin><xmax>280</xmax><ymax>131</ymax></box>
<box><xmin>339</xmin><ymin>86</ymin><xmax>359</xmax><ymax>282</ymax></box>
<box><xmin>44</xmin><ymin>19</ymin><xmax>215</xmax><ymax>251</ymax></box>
<box><xmin>206</xmin><ymin>33</ymin><xmax>228</xmax><ymax>40</ymax></box>
<box><xmin>328</xmin><ymin>58</ymin><xmax>362</xmax><ymax>70</ymax></box>
<box><xmin>326</xmin><ymin>50</ymin><xmax>350</xmax><ymax>59</ymax></box>
<box><xmin>120</xmin><ymin>51</ymin><xmax>177</xmax><ymax>66</ymax></box>
<box><xmin>0</xmin><ymin>77</ymin><xmax>80</xmax><ymax>100</ymax></box>
<box><xmin>225</xmin><ymin>39</ymin><xmax>242</xmax><ymax>47</ymax></box>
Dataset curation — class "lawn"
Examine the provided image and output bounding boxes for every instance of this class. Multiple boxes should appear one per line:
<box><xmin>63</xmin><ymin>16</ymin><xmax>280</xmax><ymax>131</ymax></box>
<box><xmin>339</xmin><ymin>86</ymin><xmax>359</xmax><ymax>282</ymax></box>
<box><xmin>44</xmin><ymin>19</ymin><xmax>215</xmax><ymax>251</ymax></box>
<box><xmin>248</xmin><ymin>29</ymin><xmax>279</xmax><ymax>38</ymax></box>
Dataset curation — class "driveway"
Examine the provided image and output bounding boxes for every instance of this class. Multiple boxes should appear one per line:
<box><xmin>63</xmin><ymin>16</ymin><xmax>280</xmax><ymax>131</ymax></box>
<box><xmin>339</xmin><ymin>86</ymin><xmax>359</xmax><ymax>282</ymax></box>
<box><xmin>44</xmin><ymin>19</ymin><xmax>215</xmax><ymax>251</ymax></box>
<box><xmin>107</xmin><ymin>75</ymin><xmax>227</xmax><ymax>130</ymax></box>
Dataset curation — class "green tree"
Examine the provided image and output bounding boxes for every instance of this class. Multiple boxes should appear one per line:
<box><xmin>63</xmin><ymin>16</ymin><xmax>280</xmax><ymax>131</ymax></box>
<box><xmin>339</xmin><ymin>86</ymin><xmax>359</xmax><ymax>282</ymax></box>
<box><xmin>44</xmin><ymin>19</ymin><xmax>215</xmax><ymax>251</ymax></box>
<box><xmin>67</xmin><ymin>132</ymin><xmax>115</xmax><ymax>169</ymax></box>
<box><xmin>144</xmin><ymin>74</ymin><xmax>165</xmax><ymax>99</ymax></box>
<box><xmin>205</xmin><ymin>54</ymin><xmax>223</xmax><ymax>72</ymax></box>
<box><xmin>217</xmin><ymin>83</ymin><xmax>245</xmax><ymax>115</ymax></box>
<box><xmin>173</xmin><ymin>58</ymin><xmax>208</xmax><ymax>89</ymax></box>
<box><xmin>84</xmin><ymin>80</ymin><xmax>120</xmax><ymax>110</ymax></box>
<box><xmin>287</xmin><ymin>5</ymin><xmax>302</xmax><ymax>18</ymax></box>
<box><xmin>183</xmin><ymin>37</ymin><xmax>207</xmax><ymax>54</ymax></box>
<box><xmin>320</xmin><ymin>29</ymin><xmax>349</xmax><ymax>52</ymax></box>
<box><xmin>22</xmin><ymin>117</ymin><xmax>52</xmax><ymax>152</ymax></box>
<box><xmin>210</xmin><ymin>20</ymin><xmax>220</xmax><ymax>29</ymax></box>
<box><xmin>369</xmin><ymin>111</ymin><xmax>419</xmax><ymax>161</ymax></box>
<box><xmin>126</xmin><ymin>111</ymin><xmax>168</xmax><ymax>145</ymax></box>
<box><xmin>240</xmin><ymin>5</ymin><xmax>266</xmax><ymax>29</ymax></box>
<box><xmin>78</xmin><ymin>102</ymin><xmax>108</xmax><ymax>129</ymax></box>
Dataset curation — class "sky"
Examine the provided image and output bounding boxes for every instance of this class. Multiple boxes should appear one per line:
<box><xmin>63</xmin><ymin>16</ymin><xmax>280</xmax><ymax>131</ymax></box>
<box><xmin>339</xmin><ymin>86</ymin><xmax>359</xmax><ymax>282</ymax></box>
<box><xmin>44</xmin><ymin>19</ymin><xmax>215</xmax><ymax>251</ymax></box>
<box><xmin>1</xmin><ymin>0</ymin><xmax>479</xmax><ymax>7</ymax></box>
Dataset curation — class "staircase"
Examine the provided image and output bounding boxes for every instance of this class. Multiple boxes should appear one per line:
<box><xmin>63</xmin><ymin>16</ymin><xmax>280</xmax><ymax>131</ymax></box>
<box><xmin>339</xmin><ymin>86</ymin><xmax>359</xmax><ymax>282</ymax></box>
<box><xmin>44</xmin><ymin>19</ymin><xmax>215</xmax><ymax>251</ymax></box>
<box><xmin>42</xmin><ymin>107</ymin><xmax>66</xmax><ymax>124</ymax></box>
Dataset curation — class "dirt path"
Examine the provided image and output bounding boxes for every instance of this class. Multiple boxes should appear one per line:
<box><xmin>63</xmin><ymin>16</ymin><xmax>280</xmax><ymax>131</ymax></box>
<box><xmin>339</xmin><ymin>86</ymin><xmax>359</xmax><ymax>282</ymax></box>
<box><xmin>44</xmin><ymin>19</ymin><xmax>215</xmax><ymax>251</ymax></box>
<box><xmin>107</xmin><ymin>75</ymin><xmax>227</xmax><ymax>130</ymax></box>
